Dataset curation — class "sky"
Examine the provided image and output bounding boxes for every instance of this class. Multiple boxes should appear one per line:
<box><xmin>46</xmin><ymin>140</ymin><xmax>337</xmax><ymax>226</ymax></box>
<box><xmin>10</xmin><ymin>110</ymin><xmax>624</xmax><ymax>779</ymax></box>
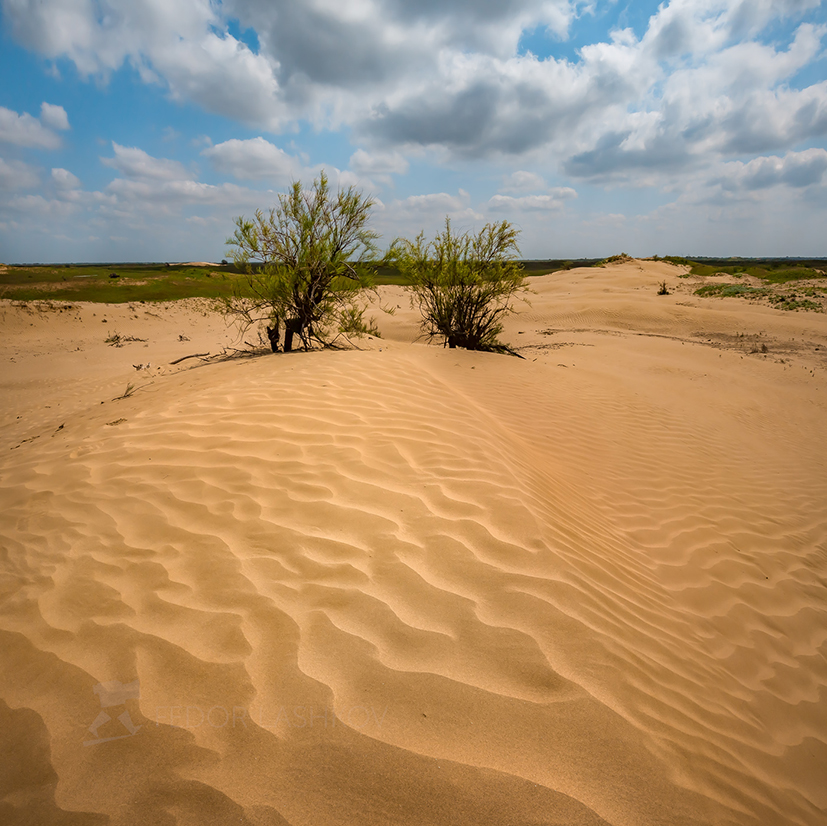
<box><xmin>1</xmin><ymin>0</ymin><xmax>826</xmax><ymax>263</ymax></box>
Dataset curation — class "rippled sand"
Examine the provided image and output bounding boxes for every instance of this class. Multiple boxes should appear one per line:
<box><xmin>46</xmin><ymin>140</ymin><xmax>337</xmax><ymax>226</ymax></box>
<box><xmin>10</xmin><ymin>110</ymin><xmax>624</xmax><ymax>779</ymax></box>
<box><xmin>1</xmin><ymin>260</ymin><xmax>826</xmax><ymax>825</ymax></box>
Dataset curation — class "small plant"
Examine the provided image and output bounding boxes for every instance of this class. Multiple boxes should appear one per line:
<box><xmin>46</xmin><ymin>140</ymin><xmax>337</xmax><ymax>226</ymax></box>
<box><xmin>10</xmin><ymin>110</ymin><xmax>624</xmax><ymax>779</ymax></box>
<box><xmin>115</xmin><ymin>382</ymin><xmax>137</xmax><ymax>399</ymax></box>
<box><xmin>657</xmin><ymin>281</ymin><xmax>670</xmax><ymax>295</ymax></box>
<box><xmin>105</xmin><ymin>332</ymin><xmax>147</xmax><ymax>347</ymax></box>
<box><xmin>601</xmin><ymin>252</ymin><xmax>633</xmax><ymax>265</ymax></box>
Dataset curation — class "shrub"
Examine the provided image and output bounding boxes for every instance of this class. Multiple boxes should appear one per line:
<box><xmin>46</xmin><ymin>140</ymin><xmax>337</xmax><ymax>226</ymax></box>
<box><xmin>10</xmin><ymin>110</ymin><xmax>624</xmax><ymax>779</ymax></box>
<box><xmin>224</xmin><ymin>172</ymin><xmax>379</xmax><ymax>352</ymax></box>
<box><xmin>386</xmin><ymin>218</ymin><xmax>528</xmax><ymax>353</ymax></box>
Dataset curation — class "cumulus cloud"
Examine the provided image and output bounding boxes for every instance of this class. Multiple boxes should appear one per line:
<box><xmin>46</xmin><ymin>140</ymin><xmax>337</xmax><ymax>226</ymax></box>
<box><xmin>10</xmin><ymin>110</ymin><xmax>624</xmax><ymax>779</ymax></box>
<box><xmin>0</xmin><ymin>157</ymin><xmax>40</xmax><ymax>190</ymax></box>
<box><xmin>3</xmin><ymin>0</ymin><xmax>285</xmax><ymax>128</ymax></box>
<box><xmin>0</xmin><ymin>103</ymin><xmax>69</xmax><ymax>149</ymax></box>
<box><xmin>394</xmin><ymin>190</ymin><xmax>473</xmax><ymax>215</ymax></box>
<box><xmin>202</xmin><ymin>137</ymin><xmax>300</xmax><ymax>182</ymax></box>
<box><xmin>39</xmin><ymin>102</ymin><xmax>70</xmax><ymax>131</ymax></box>
<box><xmin>500</xmin><ymin>171</ymin><xmax>547</xmax><ymax>193</ymax></box>
<box><xmin>105</xmin><ymin>177</ymin><xmax>254</xmax><ymax>210</ymax></box>
<box><xmin>4</xmin><ymin>0</ymin><xmax>826</xmax><ymax>174</ymax></box>
<box><xmin>717</xmin><ymin>148</ymin><xmax>827</xmax><ymax>191</ymax></box>
<box><xmin>202</xmin><ymin>137</ymin><xmax>370</xmax><ymax>191</ymax></box>
<box><xmin>349</xmin><ymin>149</ymin><xmax>409</xmax><ymax>179</ymax></box>
<box><xmin>488</xmin><ymin>188</ymin><xmax>577</xmax><ymax>211</ymax></box>
<box><xmin>52</xmin><ymin>167</ymin><xmax>82</xmax><ymax>189</ymax></box>
<box><xmin>101</xmin><ymin>143</ymin><xmax>195</xmax><ymax>181</ymax></box>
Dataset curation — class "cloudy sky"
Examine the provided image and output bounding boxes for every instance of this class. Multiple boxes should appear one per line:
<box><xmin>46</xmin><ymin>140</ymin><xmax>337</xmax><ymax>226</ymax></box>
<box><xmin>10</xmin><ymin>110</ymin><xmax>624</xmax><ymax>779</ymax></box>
<box><xmin>1</xmin><ymin>0</ymin><xmax>826</xmax><ymax>263</ymax></box>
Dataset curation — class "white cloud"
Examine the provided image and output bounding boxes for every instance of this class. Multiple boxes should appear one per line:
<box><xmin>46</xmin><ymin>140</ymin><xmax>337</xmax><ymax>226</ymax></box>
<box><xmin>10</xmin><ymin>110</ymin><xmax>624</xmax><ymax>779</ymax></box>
<box><xmin>202</xmin><ymin>137</ymin><xmax>299</xmax><ymax>182</ymax></box>
<box><xmin>500</xmin><ymin>171</ymin><xmax>547</xmax><ymax>193</ymax></box>
<box><xmin>488</xmin><ymin>189</ymin><xmax>577</xmax><ymax>211</ymax></box>
<box><xmin>373</xmin><ymin>188</ymin><xmax>484</xmax><ymax>242</ymax></box>
<box><xmin>0</xmin><ymin>157</ymin><xmax>40</xmax><ymax>190</ymax></box>
<box><xmin>52</xmin><ymin>167</ymin><xmax>82</xmax><ymax>189</ymax></box>
<box><xmin>39</xmin><ymin>102</ymin><xmax>70</xmax><ymax>131</ymax></box>
<box><xmin>0</xmin><ymin>103</ymin><xmax>69</xmax><ymax>149</ymax></box>
<box><xmin>4</xmin><ymin>0</ymin><xmax>826</xmax><ymax>176</ymax></box>
<box><xmin>104</xmin><ymin>177</ymin><xmax>255</xmax><ymax>211</ymax></box>
<box><xmin>394</xmin><ymin>190</ymin><xmax>472</xmax><ymax>215</ymax></box>
<box><xmin>201</xmin><ymin>137</ymin><xmax>364</xmax><ymax>192</ymax></box>
<box><xmin>101</xmin><ymin>143</ymin><xmax>195</xmax><ymax>181</ymax></box>
<box><xmin>3</xmin><ymin>0</ymin><xmax>286</xmax><ymax>128</ymax></box>
<box><xmin>349</xmin><ymin>148</ymin><xmax>409</xmax><ymax>178</ymax></box>
<box><xmin>717</xmin><ymin>148</ymin><xmax>827</xmax><ymax>191</ymax></box>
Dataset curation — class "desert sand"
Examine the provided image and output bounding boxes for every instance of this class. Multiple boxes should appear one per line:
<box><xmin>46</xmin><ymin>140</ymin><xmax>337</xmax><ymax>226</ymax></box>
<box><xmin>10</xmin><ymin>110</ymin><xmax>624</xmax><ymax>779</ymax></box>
<box><xmin>0</xmin><ymin>259</ymin><xmax>825</xmax><ymax>825</ymax></box>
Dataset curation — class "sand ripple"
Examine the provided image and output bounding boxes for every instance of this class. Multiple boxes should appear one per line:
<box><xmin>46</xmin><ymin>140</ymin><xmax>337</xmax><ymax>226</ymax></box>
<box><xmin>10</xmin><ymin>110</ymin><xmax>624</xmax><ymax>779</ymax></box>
<box><xmin>1</xmin><ymin>340</ymin><xmax>825</xmax><ymax>825</ymax></box>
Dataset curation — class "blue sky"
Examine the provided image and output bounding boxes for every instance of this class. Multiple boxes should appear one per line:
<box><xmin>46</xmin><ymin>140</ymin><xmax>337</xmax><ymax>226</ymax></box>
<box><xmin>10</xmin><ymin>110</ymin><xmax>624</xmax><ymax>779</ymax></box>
<box><xmin>1</xmin><ymin>0</ymin><xmax>826</xmax><ymax>263</ymax></box>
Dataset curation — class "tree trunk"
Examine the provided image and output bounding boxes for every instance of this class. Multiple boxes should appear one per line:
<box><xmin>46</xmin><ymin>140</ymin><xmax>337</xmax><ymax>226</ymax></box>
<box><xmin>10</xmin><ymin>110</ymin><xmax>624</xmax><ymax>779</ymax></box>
<box><xmin>284</xmin><ymin>318</ymin><xmax>303</xmax><ymax>352</ymax></box>
<box><xmin>266</xmin><ymin>322</ymin><xmax>280</xmax><ymax>353</ymax></box>
<box><xmin>448</xmin><ymin>334</ymin><xmax>472</xmax><ymax>349</ymax></box>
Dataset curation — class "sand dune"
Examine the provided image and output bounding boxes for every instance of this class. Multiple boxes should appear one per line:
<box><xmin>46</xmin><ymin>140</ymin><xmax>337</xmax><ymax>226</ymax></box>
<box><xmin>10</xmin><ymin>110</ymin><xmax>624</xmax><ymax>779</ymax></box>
<box><xmin>1</xmin><ymin>260</ymin><xmax>826</xmax><ymax>825</ymax></box>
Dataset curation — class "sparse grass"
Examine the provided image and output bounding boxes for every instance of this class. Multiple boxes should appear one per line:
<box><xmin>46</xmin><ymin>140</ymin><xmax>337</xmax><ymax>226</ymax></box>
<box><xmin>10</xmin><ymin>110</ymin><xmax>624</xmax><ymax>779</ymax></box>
<box><xmin>105</xmin><ymin>332</ymin><xmax>147</xmax><ymax>347</ymax></box>
<box><xmin>114</xmin><ymin>382</ymin><xmax>137</xmax><ymax>400</ymax></box>
<box><xmin>657</xmin><ymin>281</ymin><xmax>670</xmax><ymax>295</ymax></box>
<box><xmin>599</xmin><ymin>252</ymin><xmax>633</xmax><ymax>266</ymax></box>
<box><xmin>693</xmin><ymin>279</ymin><xmax>824</xmax><ymax>311</ymax></box>
<box><xmin>695</xmin><ymin>284</ymin><xmax>767</xmax><ymax>298</ymax></box>
<box><xmin>767</xmin><ymin>295</ymin><xmax>821</xmax><ymax>312</ymax></box>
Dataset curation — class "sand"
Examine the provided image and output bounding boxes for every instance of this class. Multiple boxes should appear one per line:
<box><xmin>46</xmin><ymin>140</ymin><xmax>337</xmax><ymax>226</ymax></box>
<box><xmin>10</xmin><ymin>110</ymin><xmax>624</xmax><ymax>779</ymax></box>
<box><xmin>0</xmin><ymin>259</ymin><xmax>825</xmax><ymax>825</ymax></box>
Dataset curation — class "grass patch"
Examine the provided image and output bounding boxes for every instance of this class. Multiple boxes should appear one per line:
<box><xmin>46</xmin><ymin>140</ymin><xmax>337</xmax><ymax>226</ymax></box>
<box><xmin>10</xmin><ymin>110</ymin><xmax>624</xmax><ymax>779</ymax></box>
<box><xmin>666</xmin><ymin>257</ymin><xmax>827</xmax><ymax>284</ymax></box>
<box><xmin>0</xmin><ymin>263</ymin><xmax>246</xmax><ymax>303</ymax></box>
<box><xmin>694</xmin><ymin>277</ymin><xmax>824</xmax><ymax>312</ymax></box>
<box><xmin>695</xmin><ymin>284</ymin><xmax>766</xmax><ymax>298</ymax></box>
<box><xmin>767</xmin><ymin>295</ymin><xmax>822</xmax><ymax>312</ymax></box>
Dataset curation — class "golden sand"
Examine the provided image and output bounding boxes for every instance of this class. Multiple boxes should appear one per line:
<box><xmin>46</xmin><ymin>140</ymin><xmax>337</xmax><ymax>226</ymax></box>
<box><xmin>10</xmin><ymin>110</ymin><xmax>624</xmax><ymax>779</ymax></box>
<box><xmin>1</xmin><ymin>260</ymin><xmax>825</xmax><ymax>825</ymax></box>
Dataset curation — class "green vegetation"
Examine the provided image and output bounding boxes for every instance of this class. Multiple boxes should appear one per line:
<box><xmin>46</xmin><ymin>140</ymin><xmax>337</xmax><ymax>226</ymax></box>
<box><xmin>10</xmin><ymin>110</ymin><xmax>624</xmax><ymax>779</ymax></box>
<box><xmin>224</xmin><ymin>172</ymin><xmax>380</xmax><ymax>351</ymax></box>
<box><xmin>386</xmin><ymin>217</ymin><xmax>527</xmax><ymax>353</ymax></box>
<box><xmin>664</xmin><ymin>257</ymin><xmax>826</xmax><ymax>284</ymax></box>
<box><xmin>685</xmin><ymin>260</ymin><xmax>827</xmax><ymax>312</ymax></box>
<box><xmin>0</xmin><ymin>263</ymin><xmax>243</xmax><ymax>303</ymax></box>
<box><xmin>599</xmin><ymin>252</ymin><xmax>633</xmax><ymax>265</ymax></box>
<box><xmin>767</xmin><ymin>294</ymin><xmax>821</xmax><ymax>312</ymax></box>
<box><xmin>372</xmin><ymin>257</ymin><xmax>602</xmax><ymax>284</ymax></box>
<box><xmin>694</xmin><ymin>284</ymin><xmax>766</xmax><ymax>298</ymax></box>
<box><xmin>4</xmin><ymin>255</ymin><xmax>825</xmax><ymax>320</ymax></box>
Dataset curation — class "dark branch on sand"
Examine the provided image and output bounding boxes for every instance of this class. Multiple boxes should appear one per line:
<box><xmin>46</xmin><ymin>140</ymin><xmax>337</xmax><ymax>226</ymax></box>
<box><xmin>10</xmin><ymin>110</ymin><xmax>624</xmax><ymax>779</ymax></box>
<box><xmin>169</xmin><ymin>352</ymin><xmax>210</xmax><ymax>365</ymax></box>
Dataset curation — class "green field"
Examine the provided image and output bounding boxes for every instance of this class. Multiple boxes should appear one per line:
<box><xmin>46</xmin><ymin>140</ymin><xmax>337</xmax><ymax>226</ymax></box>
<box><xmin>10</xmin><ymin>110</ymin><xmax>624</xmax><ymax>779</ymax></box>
<box><xmin>0</xmin><ymin>263</ymin><xmax>249</xmax><ymax>303</ymax></box>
